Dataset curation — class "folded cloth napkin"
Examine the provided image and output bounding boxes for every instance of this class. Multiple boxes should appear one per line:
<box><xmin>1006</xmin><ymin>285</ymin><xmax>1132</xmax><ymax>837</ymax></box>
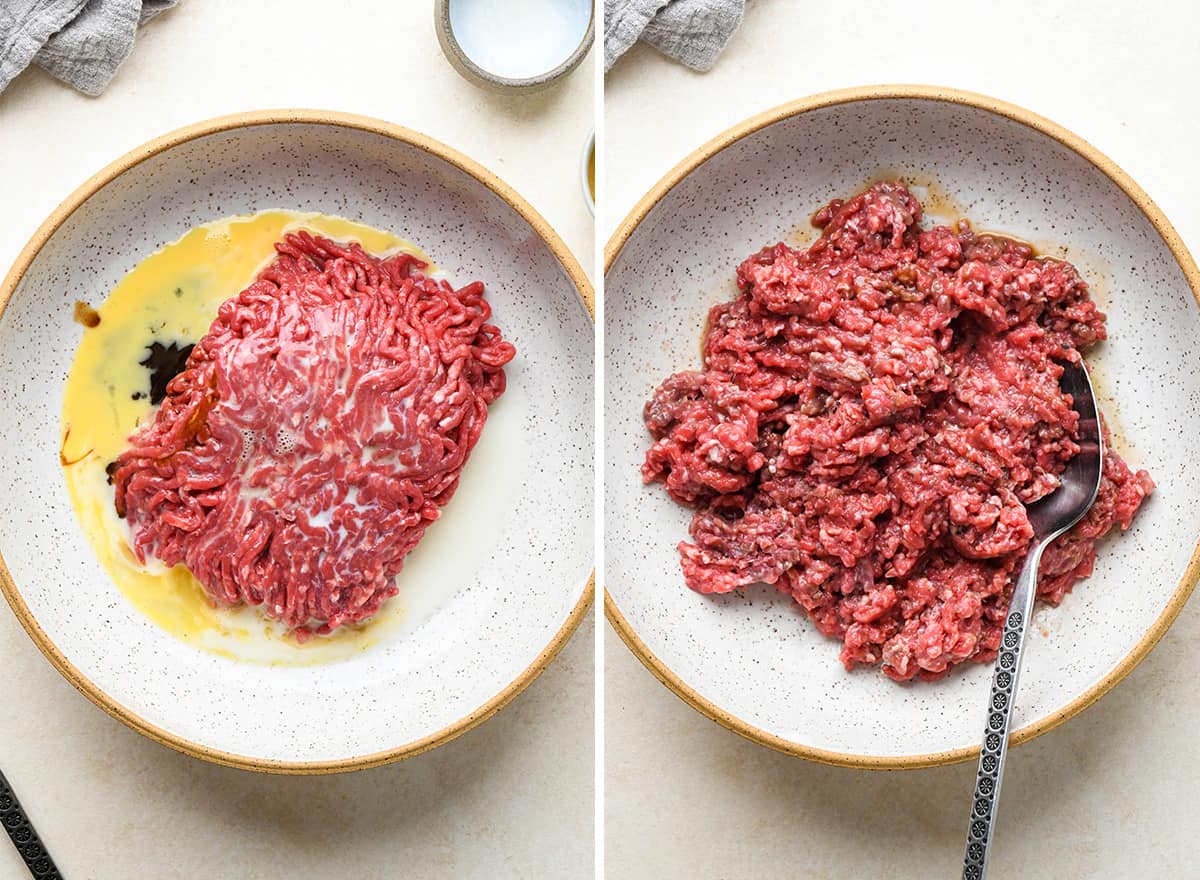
<box><xmin>604</xmin><ymin>0</ymin><xmax>744</xmax><ymax>73</ymax></box>
<box><xmin>0</xmin><ymin>0</ymin><xmax>176</xmax><ymax>96</ymax></box>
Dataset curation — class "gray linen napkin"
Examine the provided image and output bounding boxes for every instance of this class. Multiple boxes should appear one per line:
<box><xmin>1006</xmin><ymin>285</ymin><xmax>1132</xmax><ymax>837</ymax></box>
<box><xmin>0</xmin><ymin>0</ymin><xmax>176</xmax><ymax>97</ymax></box>
<box><xmin>605</xmin><ymin>0</ymin><xmax>744</xmax><ymax>72</ymax></box>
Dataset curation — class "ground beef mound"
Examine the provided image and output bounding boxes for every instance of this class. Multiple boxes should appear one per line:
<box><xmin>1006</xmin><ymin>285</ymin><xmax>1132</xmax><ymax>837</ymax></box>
<box><xmin>114</xmin><ymin>232</ymin><xmax>515</xmax><ymax>640</ymax></box>
<box><xmin>643</xmin><ymin>182</ymin><xmax>1153</xmax><ymax>681</ymax></box>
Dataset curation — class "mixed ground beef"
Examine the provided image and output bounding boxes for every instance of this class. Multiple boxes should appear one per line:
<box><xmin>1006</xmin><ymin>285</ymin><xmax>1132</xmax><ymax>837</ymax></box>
<box><xmin>643</xmin><ymin>182</ymin><xmax>1151</xmax><ymax>681</ymax></box>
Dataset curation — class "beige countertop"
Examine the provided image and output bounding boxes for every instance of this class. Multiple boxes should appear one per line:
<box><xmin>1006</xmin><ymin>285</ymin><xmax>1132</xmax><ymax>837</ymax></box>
<box><xmin>604</xmin><ymin>1</ymin><xmax>1199</xmax><ymax>877</ymax></box>
<box><xmin>0</xmin><ymin>2</ymin><xmax>595</xmax><ymax>878</ymax></box>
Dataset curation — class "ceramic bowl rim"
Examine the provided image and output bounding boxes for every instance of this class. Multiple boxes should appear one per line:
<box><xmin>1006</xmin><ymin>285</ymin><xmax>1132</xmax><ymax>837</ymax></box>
<box><xmin>0</xmin><ymin>108</ymin><xmax>595</xmax><ymax>775</ymax></box>
<box><xmin>603</xmin><ymin>83</ymin><xmax>1200</xmax><ymax>771</ymax></box>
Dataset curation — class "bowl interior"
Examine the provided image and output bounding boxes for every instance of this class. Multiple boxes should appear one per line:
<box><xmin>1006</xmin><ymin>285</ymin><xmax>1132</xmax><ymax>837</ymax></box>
<box><xmin>605</xmin><ymin>96</ymin><xmax>1200</xmax><ymax>762</ymax></box>
<box><xmin>0</xmin><ymin>120</ymin><xmax>594</xmax><ymax>766</ymax></box>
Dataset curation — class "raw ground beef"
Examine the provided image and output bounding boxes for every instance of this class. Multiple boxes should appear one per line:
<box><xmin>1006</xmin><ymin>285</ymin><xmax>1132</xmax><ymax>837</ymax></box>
<box><xmin>114</xmin><ymin>232</ymin><xmax>515</xmax><ymax>640</ymax></box>
<box><xmin>643</xmin><ymin>182</ymin><xmax>1153</xmax><ymax>681</ymax></box>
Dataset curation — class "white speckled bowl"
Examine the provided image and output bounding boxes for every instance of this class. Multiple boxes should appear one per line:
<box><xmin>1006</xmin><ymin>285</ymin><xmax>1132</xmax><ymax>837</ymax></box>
<box><xmin>605</xmin><ymin>86</ymin><xmax>1200</xmax><ymax>768</ymax></box>
<box><xmin>0</xmin><ymin>110</ymin><xmax>594</xmax><ymax>773</ymax></box>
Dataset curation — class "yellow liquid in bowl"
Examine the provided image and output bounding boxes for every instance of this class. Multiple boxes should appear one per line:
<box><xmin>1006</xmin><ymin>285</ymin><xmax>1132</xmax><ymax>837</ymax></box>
<box><xmin>588</xmin><ymin>143</ymin><xmax>595</xmax><ymax>201</ymax></box>
<box><xmin>60</xmin><ymin>211</ymin><xmax>433</xmax><ymax>666</ymax></box>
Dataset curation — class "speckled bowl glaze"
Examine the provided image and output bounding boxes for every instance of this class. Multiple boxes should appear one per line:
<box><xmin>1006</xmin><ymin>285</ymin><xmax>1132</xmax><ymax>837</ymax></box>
<box><xmin>0</xmin><ymin>110</ymin><xmax>594</xmax><ymax>773</ymax></box>
<box><xmin>605</xmin><ymin>86</ymin><xmax>1200</xmax><ymax>769</ymax></box>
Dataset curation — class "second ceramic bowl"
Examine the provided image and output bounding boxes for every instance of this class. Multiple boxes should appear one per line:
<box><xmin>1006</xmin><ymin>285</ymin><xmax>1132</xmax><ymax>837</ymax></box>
<box><xmin>605</xmin><ymin>85</ymin><xmax>1200</xmax><ymax>768</ymax></box>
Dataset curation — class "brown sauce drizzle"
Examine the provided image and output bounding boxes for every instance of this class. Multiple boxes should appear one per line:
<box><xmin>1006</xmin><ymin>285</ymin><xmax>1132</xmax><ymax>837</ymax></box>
<box><xmin>73</xmin><ymin>301</ymin><xmax>100</xmax><ymax>328</ymax></box>
<box><xmin>59</xmin><ymin>427</ymin><xmax>92</xmax><ymax>466</ymax></box>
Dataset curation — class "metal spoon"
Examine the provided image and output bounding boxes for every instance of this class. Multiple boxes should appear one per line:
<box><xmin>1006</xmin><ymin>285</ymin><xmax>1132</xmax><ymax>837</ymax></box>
<box><xmin>962</xmin><ymin>361</ymin><xmax>1103</xmax><ymax>880</ymax></box>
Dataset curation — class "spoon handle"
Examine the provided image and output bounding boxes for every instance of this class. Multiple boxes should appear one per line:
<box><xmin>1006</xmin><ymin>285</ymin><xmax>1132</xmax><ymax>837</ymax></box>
<box><xmin>0</xmin><ymin>769</ymin><xmax>61</xmax><ymax>879</ymax></box>
<box><xmin>962</xmin><ymin>539</ymin><xmax>1047</xmax><ymax>880</ymax></box>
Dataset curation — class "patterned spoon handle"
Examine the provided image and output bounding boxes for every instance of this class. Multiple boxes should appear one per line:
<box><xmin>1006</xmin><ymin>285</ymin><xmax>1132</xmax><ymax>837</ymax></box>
<box><xmin>0</xmin><ymin>769</ymin><xmax>62</xmax><ymax>879</ymax></box>
<box><xmin>962</xmin><ymin>538</ymin><xmax>1047</xmax><ymax>880</ymax></box>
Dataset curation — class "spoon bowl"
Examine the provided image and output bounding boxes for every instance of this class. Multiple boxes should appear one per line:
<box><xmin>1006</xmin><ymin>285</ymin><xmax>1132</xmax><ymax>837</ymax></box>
<box><xmin>1026</xmin><ymin>362</ymin><xmax>1104</xmax><ymax>539</ymax></box>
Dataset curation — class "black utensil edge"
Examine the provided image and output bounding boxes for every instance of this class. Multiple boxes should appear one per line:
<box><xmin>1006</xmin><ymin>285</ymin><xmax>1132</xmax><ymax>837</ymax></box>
<box><xmin>0</xmin><ymin>769</ymin><xmax>62</xmax><ymax>879</ymax></box>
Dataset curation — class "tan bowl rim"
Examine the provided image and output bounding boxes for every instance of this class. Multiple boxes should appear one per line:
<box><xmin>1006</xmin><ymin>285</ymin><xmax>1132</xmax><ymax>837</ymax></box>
<box><xmin>435</xmin><ymin>0</ymin><xmax>595</xmax><ymax>90</ymax></box>
<box><xmin>603</xmin><ymin>83</ymin><xmax>1200</xmax><ymax>771</ymax></box>
<box><xmin>0</xmin><ymin>108</ymin><xmax>595</xmax><ymax>775</ymax></box>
